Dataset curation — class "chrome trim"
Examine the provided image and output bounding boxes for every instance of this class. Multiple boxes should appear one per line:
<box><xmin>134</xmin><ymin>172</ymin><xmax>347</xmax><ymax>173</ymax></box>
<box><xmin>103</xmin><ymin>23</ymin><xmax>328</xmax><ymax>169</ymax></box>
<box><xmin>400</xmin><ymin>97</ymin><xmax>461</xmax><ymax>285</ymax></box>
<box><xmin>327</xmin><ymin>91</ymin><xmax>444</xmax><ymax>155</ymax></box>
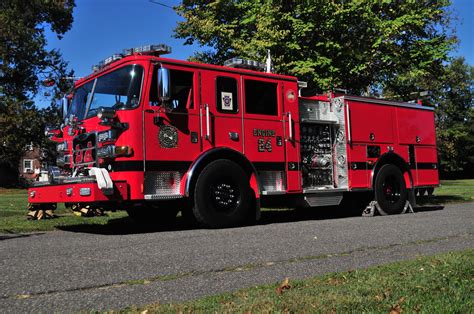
<box><xmin>30</xmin><ymin>176</ymin><xmax>97</xmax><ymax>186</ymax></box>
<box><xmin>205</xmin><ymin>103</ymin><xmax>210</xmax><ymax>140</ymax></box>
<box><xmin>303</xmin><ymin>187</ymin><xmax>348</xmax><ymax>194</ymax></box>
<box><xmin>345</xmin><ymin>103</ymin><xmax>352</xmax><ymax>145</ymax></box>
<box><xmin>261</xmin><ymin>190</ymin><xmax>285</xmax><ymax>195</ymax></box>
<box><xmin>144</xmin><ymin>194</ymin><xmax>183</xmax><ymax>200</ymax></box>
<box><xmin>288</xmin><ymin>112</ymin><xmax>293</xmax><ymax>141</ymax></box>
<box><xmin>343</xmin><ymin>95</ymin><xmax>434</xmax><ymax>111</ymax></box>
<box><xmin>79</xmin><ymin>188</ymin><xmax>91</xmax><ymax>196</ymax></box>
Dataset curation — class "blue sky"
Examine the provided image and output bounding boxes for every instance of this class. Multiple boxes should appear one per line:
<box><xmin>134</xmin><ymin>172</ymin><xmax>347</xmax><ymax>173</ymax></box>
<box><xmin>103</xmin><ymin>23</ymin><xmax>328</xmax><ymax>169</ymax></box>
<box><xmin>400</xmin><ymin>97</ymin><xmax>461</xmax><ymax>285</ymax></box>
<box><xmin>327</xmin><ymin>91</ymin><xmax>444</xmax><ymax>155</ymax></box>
<box><xmin>37</xmin><ymin>0</ymin><xmax>474</xmax><ymax>107</ymax></box>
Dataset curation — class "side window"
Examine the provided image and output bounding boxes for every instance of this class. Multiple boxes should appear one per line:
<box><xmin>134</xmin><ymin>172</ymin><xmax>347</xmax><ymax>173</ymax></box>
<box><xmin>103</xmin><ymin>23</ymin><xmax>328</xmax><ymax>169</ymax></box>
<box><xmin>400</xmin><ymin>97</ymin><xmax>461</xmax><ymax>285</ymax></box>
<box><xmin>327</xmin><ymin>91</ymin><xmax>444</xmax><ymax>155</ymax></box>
<box><xmin>245</xmin><ymin>80</ymin><xmax>278</xmax><ymax>116</ymax></box>
<box><xmin>216</xmin><ymin>77</ymin><xmax>238</xmax><ymax>113</ymax></box>
<box><xmin>150</xmin><ymin>69</ymin><xmax>194</xmax><ymax>110</ymax></box>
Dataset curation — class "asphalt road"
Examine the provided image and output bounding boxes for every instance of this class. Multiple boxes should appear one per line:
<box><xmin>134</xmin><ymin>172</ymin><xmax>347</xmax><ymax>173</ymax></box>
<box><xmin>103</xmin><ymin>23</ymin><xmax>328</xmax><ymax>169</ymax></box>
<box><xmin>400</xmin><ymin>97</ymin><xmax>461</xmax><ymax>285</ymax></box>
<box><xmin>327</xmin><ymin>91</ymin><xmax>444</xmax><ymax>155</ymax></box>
<box><xmin>1</xmin><ymin>202</ymin><xmax>473</xmax><ymax>312</ymax></box>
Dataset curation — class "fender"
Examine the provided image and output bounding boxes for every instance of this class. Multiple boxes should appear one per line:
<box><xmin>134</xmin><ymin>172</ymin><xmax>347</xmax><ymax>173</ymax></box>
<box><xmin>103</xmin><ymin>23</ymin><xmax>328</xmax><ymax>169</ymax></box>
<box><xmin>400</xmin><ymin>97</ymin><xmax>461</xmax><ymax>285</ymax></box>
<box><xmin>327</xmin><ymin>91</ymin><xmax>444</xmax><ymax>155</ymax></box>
<box><xmin>370</xmin><ymin>151</ymin><xmax>414</xmax><ymax>189</ymax></box>
<box><xmin>184</xmin><ymin>147</ymin><xmax>262</xmax><ymax>218</ymax></box>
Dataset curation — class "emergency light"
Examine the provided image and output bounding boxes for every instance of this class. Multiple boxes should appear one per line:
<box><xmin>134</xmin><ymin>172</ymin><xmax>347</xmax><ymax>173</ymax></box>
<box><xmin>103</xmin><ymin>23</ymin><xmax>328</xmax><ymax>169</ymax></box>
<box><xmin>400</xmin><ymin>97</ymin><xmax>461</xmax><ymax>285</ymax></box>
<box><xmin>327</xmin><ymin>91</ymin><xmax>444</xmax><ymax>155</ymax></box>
<box><xmin>224</xmin><ymin>58</ymin><xmax>265</xmax><ymax>71</ymax></box>
<box><xmin>92</xmin><ymin>44</ymin><xmax>172</xmax><ymax>72</ymax></box>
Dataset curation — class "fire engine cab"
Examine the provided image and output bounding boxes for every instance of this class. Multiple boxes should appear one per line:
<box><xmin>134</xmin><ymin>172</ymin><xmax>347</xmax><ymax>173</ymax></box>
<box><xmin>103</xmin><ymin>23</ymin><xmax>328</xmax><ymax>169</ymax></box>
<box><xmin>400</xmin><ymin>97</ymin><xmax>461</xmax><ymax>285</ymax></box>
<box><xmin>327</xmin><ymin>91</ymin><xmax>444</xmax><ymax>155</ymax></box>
<box><xmin>30</xmin><ymin>44</ymin><xmax>439</xmax><ymax>227</ymax></box>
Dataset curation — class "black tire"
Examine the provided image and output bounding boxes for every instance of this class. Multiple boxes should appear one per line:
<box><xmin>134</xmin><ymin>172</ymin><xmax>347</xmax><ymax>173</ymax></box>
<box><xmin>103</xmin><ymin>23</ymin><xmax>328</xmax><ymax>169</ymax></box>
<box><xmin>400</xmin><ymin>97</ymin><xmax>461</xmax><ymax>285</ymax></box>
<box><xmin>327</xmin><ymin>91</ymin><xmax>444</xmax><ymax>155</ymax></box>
<box><xmin>127</xmin><ymin>203</ymin><xmax>179</xmax><ymax>226</ymax></box>
<box><xmin>374</xmin><ymin>164</ymin><xmax>408</xmax><ymax>215</ymax></box>
<box><xmin>193</xmin><ymin>159</ymin><xmax>253</xmax><ymax>228</ymax></box>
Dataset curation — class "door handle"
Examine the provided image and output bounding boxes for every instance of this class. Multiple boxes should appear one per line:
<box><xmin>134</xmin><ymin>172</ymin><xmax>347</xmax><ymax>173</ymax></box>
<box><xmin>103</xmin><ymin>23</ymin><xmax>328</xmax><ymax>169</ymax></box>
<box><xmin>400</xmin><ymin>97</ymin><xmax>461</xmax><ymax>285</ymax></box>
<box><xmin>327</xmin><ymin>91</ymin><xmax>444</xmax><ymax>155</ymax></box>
<box><xmin>345</xmin><ymin>104</ymin><xmax>352</xmax><ymax>145</ymax></box>
<box><xmin>229</xmin><ymin>132</ymin><xmax>239</xmax><ymax>141</ymax></box>
<box><xmin>287</xmin><ymin>112</ymin><xmax>293</xmax><ymax>141</ymax></box>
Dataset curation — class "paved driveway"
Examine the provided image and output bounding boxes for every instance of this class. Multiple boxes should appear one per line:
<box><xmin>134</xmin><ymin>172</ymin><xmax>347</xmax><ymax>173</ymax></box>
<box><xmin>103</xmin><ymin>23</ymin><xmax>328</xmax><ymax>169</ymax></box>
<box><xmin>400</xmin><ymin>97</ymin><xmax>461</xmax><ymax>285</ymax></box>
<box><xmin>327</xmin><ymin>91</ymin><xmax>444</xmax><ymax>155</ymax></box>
<box><xmin>1</xmin><ymin>202</ymin><xmax>473</xmax><ymax>312</ymax></box>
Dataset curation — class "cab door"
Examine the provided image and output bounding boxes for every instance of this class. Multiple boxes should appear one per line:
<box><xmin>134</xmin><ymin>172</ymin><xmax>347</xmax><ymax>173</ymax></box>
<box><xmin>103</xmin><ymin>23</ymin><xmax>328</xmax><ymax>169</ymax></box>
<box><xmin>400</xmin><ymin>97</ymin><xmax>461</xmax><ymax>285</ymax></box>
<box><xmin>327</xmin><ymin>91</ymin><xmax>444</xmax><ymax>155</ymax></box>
<box><xmin>143</xmin><ymin>64</ymin><xmax>201</xmax><ymax>197</ymax></box>
<box><xmin>199</xmin><ymin>71</ymin><xmax>243</xmax><ymax>153</ymax></box>
<box><xmin>242</xmin><ymin>77</ymin><xmax>289</xmax><ymax>194</ymax></box>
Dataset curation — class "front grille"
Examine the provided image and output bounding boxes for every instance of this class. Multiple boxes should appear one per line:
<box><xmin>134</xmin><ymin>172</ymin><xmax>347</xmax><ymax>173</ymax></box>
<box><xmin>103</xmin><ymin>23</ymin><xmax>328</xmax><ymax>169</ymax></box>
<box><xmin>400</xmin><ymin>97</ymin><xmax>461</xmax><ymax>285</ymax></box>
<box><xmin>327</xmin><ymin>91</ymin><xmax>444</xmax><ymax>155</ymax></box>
<box><xmin>72</xmin><ymin>132</ymin><xmax>97</xmax><ymax>169</ymax></box>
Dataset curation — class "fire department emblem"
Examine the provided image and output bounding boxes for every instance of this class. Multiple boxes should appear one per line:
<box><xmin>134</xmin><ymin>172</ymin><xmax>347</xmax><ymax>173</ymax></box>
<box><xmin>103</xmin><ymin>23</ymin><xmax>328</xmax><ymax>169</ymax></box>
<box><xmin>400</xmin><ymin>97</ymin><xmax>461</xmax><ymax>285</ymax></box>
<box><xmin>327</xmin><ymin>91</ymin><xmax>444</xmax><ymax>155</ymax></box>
<box><xmin>159</xmin><ymin>125</ymin><xmax>178</xmax><ymax>148</ymax></box>
<box><xmin>221</xmin><ymin>92</ymin><xmax>233</xmax><ymax>111</ymax></box>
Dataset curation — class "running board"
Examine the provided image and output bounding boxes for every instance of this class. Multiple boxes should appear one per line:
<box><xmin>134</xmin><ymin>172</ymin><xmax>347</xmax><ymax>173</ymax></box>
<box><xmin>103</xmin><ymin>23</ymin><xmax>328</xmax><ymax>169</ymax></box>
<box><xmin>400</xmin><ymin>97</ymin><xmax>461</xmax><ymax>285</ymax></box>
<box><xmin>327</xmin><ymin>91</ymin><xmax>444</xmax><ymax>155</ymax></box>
<box><xmin>304</xmin><ymin>193</ymin><xmax>343</xmax><ymax>207</ymax></box>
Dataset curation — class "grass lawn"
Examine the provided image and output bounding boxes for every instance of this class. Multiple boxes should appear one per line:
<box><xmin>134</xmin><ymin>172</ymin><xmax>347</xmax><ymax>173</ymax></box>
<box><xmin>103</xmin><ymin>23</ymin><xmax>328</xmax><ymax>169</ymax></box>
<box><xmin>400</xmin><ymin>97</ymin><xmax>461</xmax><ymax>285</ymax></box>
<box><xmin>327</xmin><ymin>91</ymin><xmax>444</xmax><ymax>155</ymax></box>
<box><xmin>417</xmin><ymin>179</ymin><xmax>474</xmax><ymax>205</ymax></box>
<box><xmin>0</xmin><ymin>188</ymin><xmax>128</xmax><ymax>234</ymax></box>
<box><xmin>122</xmin><ymin>249</ymin><xmax>473</xmax><ymax>313</ymax></box>
<box><xmin>0</xmin><ymin>179</ymin><xmax>473</xmax><ymax>233</ymax></box>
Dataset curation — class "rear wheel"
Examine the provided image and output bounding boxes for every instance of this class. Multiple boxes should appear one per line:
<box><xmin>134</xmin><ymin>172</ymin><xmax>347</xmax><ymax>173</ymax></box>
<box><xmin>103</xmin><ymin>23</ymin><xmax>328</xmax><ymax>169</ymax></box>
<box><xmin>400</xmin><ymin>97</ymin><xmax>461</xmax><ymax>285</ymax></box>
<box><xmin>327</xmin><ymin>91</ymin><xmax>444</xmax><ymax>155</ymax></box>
<box><xmin>193</xmin><ymin>159</ymin><xmax>253</xmax><ymax>228</ymax></box>
<box><xmin>374</xmin><ymin>164</ymin><xmax>408</xmax><ymax>215</ymax></box>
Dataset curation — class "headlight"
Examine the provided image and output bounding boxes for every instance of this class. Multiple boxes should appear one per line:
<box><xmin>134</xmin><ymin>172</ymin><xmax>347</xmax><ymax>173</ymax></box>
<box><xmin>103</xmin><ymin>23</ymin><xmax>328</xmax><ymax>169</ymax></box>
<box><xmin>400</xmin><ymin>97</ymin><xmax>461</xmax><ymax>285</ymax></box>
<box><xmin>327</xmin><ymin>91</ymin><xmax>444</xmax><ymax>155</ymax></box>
<box><xmin>97</xmin><ymin>130</ymin><xmax>117</xmax><ymax>143</ymax></box>
<box><xmin>97</xmin><ymin>145</ymin><xmax>133</xmax><ymax>158</ymax></box>
<box><xmin>97</xmin><ymin>145</ymin><xmax>115</xmax><ymax>158</ymax></box>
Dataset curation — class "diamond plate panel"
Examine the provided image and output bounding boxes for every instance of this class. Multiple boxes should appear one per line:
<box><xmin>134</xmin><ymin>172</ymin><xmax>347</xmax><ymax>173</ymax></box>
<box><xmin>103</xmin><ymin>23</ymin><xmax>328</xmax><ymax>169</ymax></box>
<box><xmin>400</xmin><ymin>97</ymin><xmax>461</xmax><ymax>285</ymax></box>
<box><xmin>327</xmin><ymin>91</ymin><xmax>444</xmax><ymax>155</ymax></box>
<box><xmin>144</xmin><ymin>171</ymin><xmax>182</xmax><ymax>196</ymax></box>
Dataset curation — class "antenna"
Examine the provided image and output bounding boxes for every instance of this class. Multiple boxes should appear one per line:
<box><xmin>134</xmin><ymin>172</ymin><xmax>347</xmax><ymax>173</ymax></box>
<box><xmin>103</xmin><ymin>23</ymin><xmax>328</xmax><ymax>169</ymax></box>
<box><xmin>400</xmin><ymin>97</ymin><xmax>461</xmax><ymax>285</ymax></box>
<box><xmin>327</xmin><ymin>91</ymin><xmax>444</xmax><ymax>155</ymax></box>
<box><xmin>149</xmin><ymin>0</ymin><xmax>173</xmax><ymax>9</ymax></box>
<box><xmin>266</xmin><ymin>49</ymin><xmax>272</xmax><ymax>73</ymax></box>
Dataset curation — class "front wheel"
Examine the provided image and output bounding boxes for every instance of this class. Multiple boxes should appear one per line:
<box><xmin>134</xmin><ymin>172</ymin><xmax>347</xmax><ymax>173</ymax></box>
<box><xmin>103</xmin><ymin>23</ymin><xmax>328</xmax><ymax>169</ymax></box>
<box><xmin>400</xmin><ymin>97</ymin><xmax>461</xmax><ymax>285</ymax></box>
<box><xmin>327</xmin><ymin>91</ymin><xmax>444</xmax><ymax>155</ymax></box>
<box><xmin>374</xmin><ymin>164</ymin><xmax>408</xmax><ymax>215</ymax></box>
<box><xmin>193</xmin><ymin>159</ymin><xmax>253</xmax><ymax>228</ymax></box>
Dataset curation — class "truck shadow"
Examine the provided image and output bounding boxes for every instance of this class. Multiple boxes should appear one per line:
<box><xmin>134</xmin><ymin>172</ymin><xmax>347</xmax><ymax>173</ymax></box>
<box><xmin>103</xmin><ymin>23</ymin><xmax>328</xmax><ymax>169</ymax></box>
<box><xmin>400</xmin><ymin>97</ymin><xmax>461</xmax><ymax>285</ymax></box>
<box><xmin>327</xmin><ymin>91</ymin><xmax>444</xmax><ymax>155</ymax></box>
<box><xmin>259</xmin><ymin>203</ymin><xmax>444</xmax><ymax>225</ymax></box>
<box><xmin>57</xmin><ymin>201</ymin><xmax>445</xmax><ymax>236</ymax></box>
<box><xmin>0</xmin><ymin>233</ymin><xmax>46</xmax><ymax>241</ymax></box>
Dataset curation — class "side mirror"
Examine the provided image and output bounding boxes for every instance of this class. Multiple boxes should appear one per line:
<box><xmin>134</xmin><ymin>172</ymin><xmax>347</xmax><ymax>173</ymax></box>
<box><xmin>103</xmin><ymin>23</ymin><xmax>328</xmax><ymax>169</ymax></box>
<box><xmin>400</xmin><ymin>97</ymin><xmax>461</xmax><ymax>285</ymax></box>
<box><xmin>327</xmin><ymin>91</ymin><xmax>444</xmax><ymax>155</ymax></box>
<box><xmin>61</xmin><ymin>96</ymin><xmax>69</xmax><ymax>119</ymax></box>
<box><xmin>44</xmin><ymin>126</ymin><xmax>61</xmax><ymax>139</ymax></box>
<box><xmin>157</xmin><ymin>67</ymin><xmax>171</xmax><ymax>102</ymax></box>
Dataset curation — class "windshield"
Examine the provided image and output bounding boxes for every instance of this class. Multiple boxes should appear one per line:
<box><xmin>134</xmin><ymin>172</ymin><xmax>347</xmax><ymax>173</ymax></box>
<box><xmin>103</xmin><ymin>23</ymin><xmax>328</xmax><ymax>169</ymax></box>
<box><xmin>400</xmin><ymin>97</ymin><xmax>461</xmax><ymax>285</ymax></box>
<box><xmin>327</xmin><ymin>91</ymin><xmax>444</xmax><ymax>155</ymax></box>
<box><xmin>68</xmin><ymin>64</ymin><xmax>144</xmax><ymax>120</ymax></box>
<box><xmin>69</xmin><ymin>80</ymin><xmax>93</xmax><ymax>120</ymax></box>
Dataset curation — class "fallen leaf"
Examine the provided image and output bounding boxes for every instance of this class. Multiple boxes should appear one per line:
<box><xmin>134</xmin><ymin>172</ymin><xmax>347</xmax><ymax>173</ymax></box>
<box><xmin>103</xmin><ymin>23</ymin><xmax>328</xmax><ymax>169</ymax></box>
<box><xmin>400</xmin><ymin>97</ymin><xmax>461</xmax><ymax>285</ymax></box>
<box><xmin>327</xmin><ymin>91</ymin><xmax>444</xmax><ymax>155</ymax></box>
<box><xmin>398</xmin><ymin>297</ymin><xmax>406</xmax><ymax>304</ymax></box>
<box><xmin>390</xmin><ymin>304</ymin><xmax>401</xmax><ymax>314</ymax></box>
<box><xmin>413</xmin><ymin>304</ymin><xmax>422</xmax><ymax>313</ymax></box>
<box><xmin>276</xmin><ymin>277</ymin><xmax>291</xmax><ymax>295</ymax></box>
<box><xmin>15</xmin><ymin>294</ymin><xmax>30</xmax><ymax>299</ymax></box>
<box><xmin>375</xmin><ymin>295</ymin><xmax>383</xmax><ymax>301</ymax></box>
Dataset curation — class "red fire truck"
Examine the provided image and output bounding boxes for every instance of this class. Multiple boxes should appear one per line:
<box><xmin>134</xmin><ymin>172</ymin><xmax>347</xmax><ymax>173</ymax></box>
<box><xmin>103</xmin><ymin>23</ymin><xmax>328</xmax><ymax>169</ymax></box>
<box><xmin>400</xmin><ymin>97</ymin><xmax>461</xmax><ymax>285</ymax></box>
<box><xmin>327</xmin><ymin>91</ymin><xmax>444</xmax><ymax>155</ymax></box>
<box><xmin>29</xmin><ymin>44</ymin><xmax>439</xmax><ymax>227</ymax></box>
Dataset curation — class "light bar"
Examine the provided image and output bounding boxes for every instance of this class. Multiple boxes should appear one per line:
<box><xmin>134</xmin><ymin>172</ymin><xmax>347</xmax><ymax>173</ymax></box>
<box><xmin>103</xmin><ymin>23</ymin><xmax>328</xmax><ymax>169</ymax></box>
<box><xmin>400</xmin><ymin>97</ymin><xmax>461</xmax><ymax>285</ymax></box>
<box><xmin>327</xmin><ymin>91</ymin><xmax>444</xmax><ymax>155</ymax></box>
<box><xmin>224</xmin><ymin>58</ymin><xmax>265</xmax><ymax>71</ymax></box>
<box><xmin>103</xmin><ymin>54</ymin><xmax>123</xmax><ymax>66</ymax></box>
<box><xmin>92</xmin><ymin>44</ymin><xmax>172</xmax><ymax>72</ymax></box>
<box><xmin>123</xmin><ymin>44</ymin><xmax>172</xmax><ymax>56</ymax></box>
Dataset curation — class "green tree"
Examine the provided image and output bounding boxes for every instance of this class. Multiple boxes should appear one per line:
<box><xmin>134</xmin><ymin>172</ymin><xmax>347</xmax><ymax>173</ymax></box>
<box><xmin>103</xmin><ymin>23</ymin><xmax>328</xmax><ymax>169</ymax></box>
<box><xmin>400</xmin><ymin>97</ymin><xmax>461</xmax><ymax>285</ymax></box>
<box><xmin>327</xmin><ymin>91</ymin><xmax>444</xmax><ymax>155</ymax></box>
<box><xmin>0</xmin><ymin>0</ymin><xmax>75</xmax><ymax>185</ymax></box>
<box><xmin>174</xmin><ymin>0</ymin><xmax>456</xmax><ymax>95</ymax></box>
<box><xmin>431</xmin><ymin>58</ymin><xmax>473</xmax><ymax>177</ymax></box>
